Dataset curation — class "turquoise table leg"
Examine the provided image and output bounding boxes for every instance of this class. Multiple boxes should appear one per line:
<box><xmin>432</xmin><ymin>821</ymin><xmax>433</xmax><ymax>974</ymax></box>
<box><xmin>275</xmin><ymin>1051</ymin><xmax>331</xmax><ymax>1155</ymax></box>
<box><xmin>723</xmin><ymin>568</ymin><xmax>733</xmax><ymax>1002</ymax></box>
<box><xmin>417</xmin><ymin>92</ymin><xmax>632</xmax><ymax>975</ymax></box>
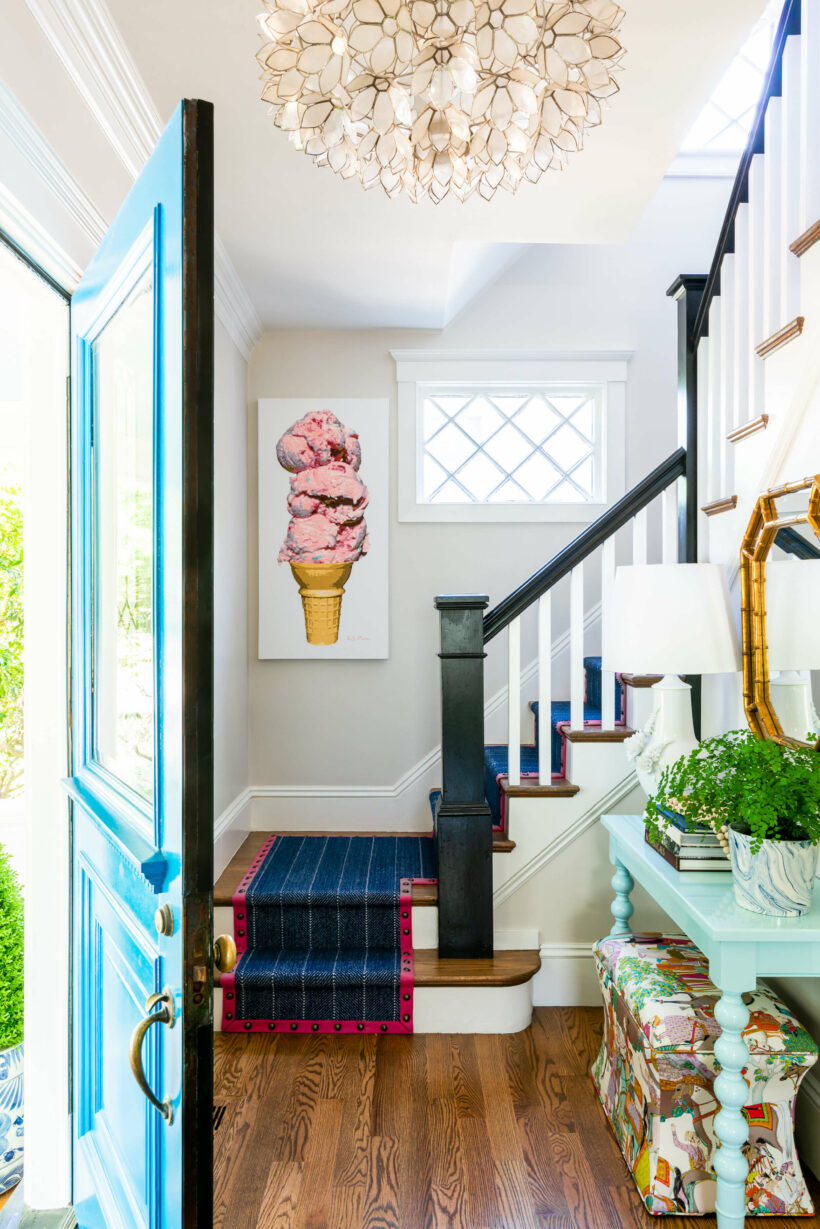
<box><xmin>609</xmin><ymin>857</ymin><xmax>635</xmax><ymax>936</ymax></box>
<box><xmin>713</xmin><ymin>989</ymin><xmax>751</xmax><ymax>1229</ymax></box>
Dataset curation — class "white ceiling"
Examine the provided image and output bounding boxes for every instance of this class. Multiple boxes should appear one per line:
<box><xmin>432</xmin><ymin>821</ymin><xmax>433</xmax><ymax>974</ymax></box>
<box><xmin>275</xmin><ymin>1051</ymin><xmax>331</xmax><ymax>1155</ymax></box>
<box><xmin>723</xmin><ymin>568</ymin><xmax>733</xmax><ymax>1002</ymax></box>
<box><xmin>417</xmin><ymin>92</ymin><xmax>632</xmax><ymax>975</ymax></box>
<box><xmin>3</xmin><ymin>0</ymin><xmax>766</xmax><ymax>332</ymax></box>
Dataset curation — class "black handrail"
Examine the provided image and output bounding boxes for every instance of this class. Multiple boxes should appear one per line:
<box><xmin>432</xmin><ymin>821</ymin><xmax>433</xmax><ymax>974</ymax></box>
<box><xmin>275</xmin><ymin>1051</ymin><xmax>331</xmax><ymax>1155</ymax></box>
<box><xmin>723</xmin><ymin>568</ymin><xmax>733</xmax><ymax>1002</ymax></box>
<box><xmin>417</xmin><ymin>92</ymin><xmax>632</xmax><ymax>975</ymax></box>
<box><xmin>776</xmin><ymin>526</ymin><xmax>820</xmax><ymax>559</ymax></box>
<box><xmin>483</xmin><ymin>447</ymin><xmax>687</xmax><ymax>643</ymax></box>
<box><xmin>692</xmin><ymin>0</ymin><xmax>801</xmax><ymax>348</ymax></box>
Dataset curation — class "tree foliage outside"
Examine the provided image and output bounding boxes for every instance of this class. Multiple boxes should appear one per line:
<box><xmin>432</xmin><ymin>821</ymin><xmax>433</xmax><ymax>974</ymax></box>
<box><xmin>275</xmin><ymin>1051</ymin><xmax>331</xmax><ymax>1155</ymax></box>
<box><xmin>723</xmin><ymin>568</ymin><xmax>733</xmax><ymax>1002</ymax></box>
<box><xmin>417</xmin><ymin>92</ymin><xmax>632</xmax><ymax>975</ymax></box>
<box><xmin>0</xmin><ymin>487</ymin><xmax>23</xmax><ymax>798</ymax></box>
<box><xmin>647</xmin><ymin>728</ymin><xmax>820</xmax><ymax>852</ymax></box>
<box><xmin>0</xmin><ymin>841</ymin><xmax>23</xmax><ymax>1049</ymax></box>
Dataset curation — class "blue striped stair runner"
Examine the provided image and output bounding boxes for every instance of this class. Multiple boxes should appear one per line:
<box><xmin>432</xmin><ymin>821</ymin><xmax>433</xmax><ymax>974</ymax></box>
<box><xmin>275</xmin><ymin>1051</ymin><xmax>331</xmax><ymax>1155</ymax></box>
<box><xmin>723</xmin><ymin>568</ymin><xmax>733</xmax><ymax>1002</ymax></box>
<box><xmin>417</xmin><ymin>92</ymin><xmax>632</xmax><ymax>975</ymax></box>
<box><xmin>221</xmin><ymin>834</ymin><xmax>436</xmax><ymax>1034</ymax></box>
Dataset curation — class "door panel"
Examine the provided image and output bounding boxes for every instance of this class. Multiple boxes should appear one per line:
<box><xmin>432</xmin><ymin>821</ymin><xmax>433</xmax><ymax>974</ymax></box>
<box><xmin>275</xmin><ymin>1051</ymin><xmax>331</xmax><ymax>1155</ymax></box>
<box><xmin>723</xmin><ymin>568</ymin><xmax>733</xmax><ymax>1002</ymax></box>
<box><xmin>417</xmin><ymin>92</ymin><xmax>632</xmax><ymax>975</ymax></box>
<box><xmin>67</xmin><ymin>101</ymin><xmax>213</xmax><ymax>1229</ymax></box>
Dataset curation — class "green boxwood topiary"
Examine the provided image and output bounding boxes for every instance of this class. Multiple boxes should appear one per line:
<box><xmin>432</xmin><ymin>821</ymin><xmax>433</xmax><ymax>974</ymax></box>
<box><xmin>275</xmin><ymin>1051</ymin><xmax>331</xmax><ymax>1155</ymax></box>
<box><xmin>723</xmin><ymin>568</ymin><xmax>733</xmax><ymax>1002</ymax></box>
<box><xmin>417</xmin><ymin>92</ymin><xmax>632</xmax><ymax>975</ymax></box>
<box><xmin>0</xmin><ymin>843</ymin><xmax>23</xmax><ymax>1050</ymax></box>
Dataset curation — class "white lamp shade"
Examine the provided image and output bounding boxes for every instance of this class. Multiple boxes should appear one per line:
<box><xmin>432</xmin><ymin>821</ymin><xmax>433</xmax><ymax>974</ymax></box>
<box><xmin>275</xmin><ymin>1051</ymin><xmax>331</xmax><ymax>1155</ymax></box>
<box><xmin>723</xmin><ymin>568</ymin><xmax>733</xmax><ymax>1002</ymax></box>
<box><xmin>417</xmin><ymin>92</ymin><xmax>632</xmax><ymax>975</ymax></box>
<box><xmin>766</xmin><ymin>560</ymin><xmax>820</xmax><ymax>671</ymax></box>
<box><xmin>603</xmin><ymin>563</ymin><xmax>741</xmax><ymax>675</ymax></box>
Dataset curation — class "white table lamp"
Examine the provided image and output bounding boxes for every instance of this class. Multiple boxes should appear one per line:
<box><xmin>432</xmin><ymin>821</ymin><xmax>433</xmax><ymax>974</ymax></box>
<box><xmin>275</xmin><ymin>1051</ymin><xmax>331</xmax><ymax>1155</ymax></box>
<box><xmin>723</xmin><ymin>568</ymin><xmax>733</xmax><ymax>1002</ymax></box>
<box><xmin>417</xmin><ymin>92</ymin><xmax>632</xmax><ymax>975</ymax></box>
<box><xmin>603</xmin><ymin>563</ymin><xmax>741</xmax><ymax>793</ymax></box>
<box><xmin>765</xmin><ymin>560</ymin><xmax>820</xmax><ymax>739</ymax></box>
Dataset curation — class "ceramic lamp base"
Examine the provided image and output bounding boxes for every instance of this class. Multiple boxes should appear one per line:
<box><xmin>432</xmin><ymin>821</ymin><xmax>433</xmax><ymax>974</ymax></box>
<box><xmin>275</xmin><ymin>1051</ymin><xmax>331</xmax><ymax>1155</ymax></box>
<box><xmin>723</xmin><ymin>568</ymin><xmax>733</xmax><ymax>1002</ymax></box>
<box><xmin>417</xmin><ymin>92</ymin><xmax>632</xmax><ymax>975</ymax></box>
<box><xmin>624</xmin><ymin>674</ymin><xmax>697</xmax><ymax>795</ymax></box>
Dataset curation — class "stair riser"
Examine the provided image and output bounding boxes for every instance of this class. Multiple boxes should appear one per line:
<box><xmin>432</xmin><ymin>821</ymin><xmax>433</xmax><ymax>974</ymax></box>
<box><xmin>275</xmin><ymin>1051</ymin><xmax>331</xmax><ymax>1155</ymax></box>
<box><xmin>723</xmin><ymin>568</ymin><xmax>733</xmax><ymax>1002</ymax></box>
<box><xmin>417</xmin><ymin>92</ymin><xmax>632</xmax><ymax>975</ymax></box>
<box><xmin>214</xmin><ymin>980</ymin><xmax>533</xmax><ymax>1035</ymax></box>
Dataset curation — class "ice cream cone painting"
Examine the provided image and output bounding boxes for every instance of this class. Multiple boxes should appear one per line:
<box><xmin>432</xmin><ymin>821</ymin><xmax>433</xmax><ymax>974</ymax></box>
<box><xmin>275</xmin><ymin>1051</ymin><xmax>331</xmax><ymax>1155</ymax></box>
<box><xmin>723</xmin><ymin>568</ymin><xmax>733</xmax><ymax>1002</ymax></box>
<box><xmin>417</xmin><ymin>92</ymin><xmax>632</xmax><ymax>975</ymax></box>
<box><xmin>276</xmin><ymin>410</ymin><xmax>369</xmax><ymax>645</ymax></box>
<box><xmin>258</xmin><ymin>399</ymin><xmax>388</xmax><ymax>660</ymax></box>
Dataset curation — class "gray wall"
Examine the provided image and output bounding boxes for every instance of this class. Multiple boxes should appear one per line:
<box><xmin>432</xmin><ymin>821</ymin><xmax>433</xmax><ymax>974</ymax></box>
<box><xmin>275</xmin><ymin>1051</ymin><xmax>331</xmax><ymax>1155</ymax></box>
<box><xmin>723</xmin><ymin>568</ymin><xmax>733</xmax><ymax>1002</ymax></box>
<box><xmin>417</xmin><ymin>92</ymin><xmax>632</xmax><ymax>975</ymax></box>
<box><xmin>247</xmin><ymin>176</ymin><xmax>732</xmax><ymax>806</ymax></box>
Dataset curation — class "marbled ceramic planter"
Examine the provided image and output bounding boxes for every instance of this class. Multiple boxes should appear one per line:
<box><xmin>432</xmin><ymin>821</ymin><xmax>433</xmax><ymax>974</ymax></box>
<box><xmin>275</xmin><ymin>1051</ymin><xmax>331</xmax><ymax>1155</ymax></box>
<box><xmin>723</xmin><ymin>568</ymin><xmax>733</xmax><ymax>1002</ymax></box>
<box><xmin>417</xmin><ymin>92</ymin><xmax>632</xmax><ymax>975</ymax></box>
<box><xmin>729</xmin><ymin>826</ymin><xmax>820</xmax><ymax>917</ymax></box>
<box><xmin>0</xmin><ymin>1043</ymin><xmax>23</xmax><ymax>1194</ymax></box>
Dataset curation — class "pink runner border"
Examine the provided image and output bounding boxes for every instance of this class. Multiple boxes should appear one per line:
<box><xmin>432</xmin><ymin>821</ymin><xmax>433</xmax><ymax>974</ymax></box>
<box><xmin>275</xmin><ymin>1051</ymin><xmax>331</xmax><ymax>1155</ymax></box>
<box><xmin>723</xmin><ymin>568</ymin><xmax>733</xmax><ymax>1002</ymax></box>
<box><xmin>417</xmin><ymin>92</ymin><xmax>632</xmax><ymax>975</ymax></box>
<box><xmin>221</xmin><ymin>836</ymin><xmax>436</xmax><ymax>1035</ymax></box>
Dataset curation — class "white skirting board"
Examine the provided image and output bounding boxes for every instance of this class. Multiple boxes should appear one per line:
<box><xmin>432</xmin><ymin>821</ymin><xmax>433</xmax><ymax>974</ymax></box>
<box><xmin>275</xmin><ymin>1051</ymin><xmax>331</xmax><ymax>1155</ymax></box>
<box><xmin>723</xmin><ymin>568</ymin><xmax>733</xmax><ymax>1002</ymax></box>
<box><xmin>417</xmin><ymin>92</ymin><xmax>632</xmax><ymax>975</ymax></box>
<box><xmin>533</xmin><ymin>942</ymin><xmax>600</xmax><ymax>1007</ymax></box>
<box><xmin>214</xmin><ymin>788</ymin><xmax>252</xmax><ymax>879</ymax></box>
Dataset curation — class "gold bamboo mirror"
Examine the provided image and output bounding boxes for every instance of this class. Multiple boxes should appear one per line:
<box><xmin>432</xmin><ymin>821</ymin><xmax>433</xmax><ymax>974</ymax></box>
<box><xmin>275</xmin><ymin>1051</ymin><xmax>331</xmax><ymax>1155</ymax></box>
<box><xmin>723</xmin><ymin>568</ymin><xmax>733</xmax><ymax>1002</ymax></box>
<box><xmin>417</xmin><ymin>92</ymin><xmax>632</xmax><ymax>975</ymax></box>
<box><xmin>740</xmin><ymin>476</ymin><xmax>820</xmax><ymax>749</ymax></box>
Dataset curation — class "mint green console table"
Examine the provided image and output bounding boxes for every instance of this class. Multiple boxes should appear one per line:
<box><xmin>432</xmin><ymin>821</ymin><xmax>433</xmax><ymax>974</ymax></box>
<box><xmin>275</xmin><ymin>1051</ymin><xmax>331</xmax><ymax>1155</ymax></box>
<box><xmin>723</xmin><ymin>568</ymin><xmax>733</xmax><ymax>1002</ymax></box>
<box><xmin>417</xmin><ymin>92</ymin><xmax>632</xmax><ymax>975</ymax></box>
<box><xmin>602</xmin><ymin>813</ymin><xmax>820</xmax><ymax>1229</ymax></box>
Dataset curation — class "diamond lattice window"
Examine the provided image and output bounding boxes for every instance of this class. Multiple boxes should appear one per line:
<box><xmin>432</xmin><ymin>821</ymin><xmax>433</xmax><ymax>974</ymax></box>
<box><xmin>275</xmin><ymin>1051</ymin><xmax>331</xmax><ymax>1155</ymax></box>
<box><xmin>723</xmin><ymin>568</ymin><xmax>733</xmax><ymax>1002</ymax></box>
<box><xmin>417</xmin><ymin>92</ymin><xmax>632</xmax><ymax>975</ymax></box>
<box><xmin>680</xmin><ymin>0</ymin><xmax>779</xmax><ymax>156</ymax></box>
<box><xmin>420</xmin><ymin>389</ymin><xmax>600</xmax><ymax>505</ymax></box>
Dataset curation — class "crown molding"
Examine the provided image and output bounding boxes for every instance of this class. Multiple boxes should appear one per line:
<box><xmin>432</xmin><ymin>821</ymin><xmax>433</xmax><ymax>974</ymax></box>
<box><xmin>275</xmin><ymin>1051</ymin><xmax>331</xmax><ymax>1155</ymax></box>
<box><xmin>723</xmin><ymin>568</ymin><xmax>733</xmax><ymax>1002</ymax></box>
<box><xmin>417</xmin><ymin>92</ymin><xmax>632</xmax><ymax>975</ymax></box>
<box><xmin>0</xmin><ymin>179</ymin><xmax>82</xmax><ymax>290</ymax></box>
<box><xmin>22</xmin><ymin>0</ymin><xmax>263</xmax><ymax>358</ymax></box>
<box><xmin>0</xmin><ymin>79</ymin><xmax>106</xmax><ymax>246</ymax></box>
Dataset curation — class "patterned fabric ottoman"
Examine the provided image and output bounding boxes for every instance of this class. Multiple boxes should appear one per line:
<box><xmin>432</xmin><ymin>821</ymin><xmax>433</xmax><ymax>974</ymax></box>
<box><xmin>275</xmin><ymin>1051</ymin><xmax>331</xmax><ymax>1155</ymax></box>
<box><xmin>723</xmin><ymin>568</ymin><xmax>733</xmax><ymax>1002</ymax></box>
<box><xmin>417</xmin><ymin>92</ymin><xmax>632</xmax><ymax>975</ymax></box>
<box><xmin>591</xmin><ymin>932</ymin><xmax>818</xmax><ymax>1217</ymax></box>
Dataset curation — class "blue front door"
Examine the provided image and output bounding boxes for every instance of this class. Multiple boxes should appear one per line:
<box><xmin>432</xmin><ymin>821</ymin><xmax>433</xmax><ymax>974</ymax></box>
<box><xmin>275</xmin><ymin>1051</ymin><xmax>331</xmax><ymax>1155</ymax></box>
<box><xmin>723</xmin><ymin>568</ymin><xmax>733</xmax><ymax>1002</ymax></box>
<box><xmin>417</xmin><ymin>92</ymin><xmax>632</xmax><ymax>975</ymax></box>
<box><xmin>66</xmin><ymin>100</ymin><xmax>214</xmax><ymax>1229</ymax></box>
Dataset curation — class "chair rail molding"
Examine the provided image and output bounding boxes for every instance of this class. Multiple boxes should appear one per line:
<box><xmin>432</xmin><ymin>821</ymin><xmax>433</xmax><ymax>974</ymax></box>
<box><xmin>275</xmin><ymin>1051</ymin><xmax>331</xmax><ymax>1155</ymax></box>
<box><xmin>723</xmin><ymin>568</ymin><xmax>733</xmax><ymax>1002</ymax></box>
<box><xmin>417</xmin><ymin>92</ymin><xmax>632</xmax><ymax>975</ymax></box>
<box><xmin>22</xmin><ymin>0</ymin><xmax>263</xmax><ymax>358</ymax></box>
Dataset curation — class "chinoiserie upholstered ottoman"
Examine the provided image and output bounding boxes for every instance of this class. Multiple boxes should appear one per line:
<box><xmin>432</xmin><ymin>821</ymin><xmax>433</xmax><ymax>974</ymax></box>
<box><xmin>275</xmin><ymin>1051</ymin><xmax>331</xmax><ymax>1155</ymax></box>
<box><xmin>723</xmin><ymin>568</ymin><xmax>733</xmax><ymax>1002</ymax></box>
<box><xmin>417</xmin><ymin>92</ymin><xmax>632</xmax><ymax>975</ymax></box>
<box><xmin>591</xmin><ymin>933</ymin><xmax>818</xmax><ymax>1217</ymax></box>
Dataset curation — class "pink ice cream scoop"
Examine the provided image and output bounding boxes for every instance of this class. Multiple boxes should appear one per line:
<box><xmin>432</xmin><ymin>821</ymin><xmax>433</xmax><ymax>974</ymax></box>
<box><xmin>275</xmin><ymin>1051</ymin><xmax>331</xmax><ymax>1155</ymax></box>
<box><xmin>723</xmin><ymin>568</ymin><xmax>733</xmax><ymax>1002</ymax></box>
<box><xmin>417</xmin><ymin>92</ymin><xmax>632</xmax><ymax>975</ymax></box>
<box><xmin>277</xmin><ymin>412</ymin><xmax>370</xmax><ymax>565</ymax></box>
<box><xmin>276</xmin><ymin>409</ymin><xmax>361</xmax><ymax>473</ymax></box>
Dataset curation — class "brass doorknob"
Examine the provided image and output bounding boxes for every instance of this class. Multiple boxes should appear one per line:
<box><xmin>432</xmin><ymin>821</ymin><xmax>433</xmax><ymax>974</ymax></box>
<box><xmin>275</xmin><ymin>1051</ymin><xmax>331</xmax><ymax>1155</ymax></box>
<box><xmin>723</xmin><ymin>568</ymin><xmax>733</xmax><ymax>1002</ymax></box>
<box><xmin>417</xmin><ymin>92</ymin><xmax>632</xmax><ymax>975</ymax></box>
<box><xmin>213</xmin><ymin>935</ymin><xmax>237</xmax><ymax>974</ymax></box>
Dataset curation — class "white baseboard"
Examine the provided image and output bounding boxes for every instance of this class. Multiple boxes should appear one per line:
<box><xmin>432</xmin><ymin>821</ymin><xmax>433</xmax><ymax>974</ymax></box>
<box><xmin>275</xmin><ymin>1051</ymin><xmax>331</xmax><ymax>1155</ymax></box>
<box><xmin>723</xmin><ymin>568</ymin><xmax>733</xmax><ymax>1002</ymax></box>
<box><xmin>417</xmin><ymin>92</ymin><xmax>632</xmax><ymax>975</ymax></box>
<box><xmin>214</xmin><ymin>788</ymin><xmax>252</xmax><ymax>879</ymax></box>
<box><xmin>533</xmin><ymin>942</ymin><xmax>600</xmax><ymax>1007</ymax></box>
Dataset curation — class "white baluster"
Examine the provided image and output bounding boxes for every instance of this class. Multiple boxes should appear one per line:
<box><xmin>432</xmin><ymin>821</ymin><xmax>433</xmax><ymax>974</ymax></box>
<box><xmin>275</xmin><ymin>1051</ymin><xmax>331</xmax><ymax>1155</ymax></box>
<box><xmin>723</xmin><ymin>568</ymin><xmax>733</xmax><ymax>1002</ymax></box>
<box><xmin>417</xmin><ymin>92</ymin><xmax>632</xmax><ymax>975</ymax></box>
<box><xmin>697</xmin><ymin>335</ymin><xmax>711</xmax><ymax>535</ymax></box>
<box><xmin>732</xmin><ymin>205</ymin><xmax>750</xmax><ymax>428</ymax></box>
<box><xmin>507</xmin><ymin>615</ymin><xmax>521</xmax><ymax>787</ymax></box>
<box><xmin>748</xmin><ymin>154</ymin><xmax>766</xmax><ymax>423</ymax></box>
<box><xmin>800</xmin><ymin>0</ymin><xmax>820</xmax><ymax>232</ymax></box>
<box><xmin>763</xmin><ymin>98</ymin><xmax>784</xmax><ymax>339</ymax></box>
<box><xmin>632</xmin><ymin>507</ymin><xmax>647</xmax><ymax>566</ymax></box>
<box><xmin>707</xmin><ymin>297</ymin><xmax>722</xmax><ymax>501</ymax></box>
<box><xmin>601</xmin><ymin>538</ymin><xmax>616</xmax><ymax>732</ymax></box>
<box><xmin>781</xmin><ymin>36</ymin><xmax>802</xmax><ymax>323</ymax></box>
<box><xmin>661</xmin><ymin>484</ymin><xmax>678</xmax><ymax>565</ymax></box>
<box><xmin>719</xmin><ymin>254</ymin><xmax>735</xmax><ymax>490</ymax></box>
<box><xmin>570</xmin><ymin>564</ymin><xmax>584</xmax><ymax>732</ymax></box>
<box><xmin>537</xmin><ymin>594</ymin><xmax>551</xmax><ymax>784</ymax></box>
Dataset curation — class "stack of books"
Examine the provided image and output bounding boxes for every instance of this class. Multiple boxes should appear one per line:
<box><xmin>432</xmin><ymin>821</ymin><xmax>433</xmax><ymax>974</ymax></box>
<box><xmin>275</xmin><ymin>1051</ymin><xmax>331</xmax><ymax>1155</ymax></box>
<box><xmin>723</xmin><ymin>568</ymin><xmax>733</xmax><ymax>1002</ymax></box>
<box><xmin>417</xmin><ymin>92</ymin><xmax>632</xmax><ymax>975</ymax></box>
<box><xmin>644</xmin><ymin>807</ymin><xmax>731</xmax><ymax>872</ymax></box>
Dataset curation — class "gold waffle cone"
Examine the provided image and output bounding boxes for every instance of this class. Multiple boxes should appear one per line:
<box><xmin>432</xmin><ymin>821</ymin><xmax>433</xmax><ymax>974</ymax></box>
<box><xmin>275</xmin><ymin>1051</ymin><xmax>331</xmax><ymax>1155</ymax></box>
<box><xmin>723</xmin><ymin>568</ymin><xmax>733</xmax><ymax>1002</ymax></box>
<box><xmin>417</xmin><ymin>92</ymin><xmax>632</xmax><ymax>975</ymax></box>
<box><xmin>289</xmin><ymin>561</ymin><xmax>353</xmax><ymax>645</ymax></box>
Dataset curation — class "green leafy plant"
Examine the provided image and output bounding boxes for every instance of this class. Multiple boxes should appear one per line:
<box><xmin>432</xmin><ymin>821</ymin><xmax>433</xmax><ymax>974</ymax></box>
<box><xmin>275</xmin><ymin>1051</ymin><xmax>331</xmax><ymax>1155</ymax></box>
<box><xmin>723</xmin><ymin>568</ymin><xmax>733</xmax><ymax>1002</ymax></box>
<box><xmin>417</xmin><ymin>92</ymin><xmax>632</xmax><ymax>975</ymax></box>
<box><xmin>0</xmin><ymin>487</ymin><xmax>24</xmax><ymax>798</ymax></box>
<box><xmin>0</xmin><ymin>842</ymin><xmax>23</xmax><ymax>1050</ymax></box>
<box><xmin>646</xmin><ymin>728</ymin><xmax>820</xmax><ymax>853</ymax></box>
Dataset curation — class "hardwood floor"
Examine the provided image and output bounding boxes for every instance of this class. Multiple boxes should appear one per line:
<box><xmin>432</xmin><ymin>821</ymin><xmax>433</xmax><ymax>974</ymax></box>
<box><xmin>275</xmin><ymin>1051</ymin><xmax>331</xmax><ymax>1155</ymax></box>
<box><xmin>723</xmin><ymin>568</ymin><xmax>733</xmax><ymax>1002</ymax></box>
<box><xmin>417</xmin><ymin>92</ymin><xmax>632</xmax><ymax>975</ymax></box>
<box><xmin>213</xmin><ymin>1007</ymin><xmax>820</xmax><ymax>1228</ymax></box>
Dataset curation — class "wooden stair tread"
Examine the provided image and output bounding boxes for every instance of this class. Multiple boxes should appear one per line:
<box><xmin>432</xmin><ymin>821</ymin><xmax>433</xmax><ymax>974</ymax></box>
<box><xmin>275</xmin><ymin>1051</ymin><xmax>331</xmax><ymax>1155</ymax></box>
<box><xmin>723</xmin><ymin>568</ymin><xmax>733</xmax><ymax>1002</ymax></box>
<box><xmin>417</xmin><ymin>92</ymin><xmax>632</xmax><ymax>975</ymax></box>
<box><xmin>620</xmin><ymin>673</ymin><xmax>662</xmax><ymax>689</ymax></box>
<box><xmin>499</xmin><ymin>776</ymin><xmax>579</xmax><ymax>798</ymax></box>
<box><xmin>755</xmin><ymin>315</ymin><xmax>804</xmax><ymax>358</ymax></box>
<box><xmin>791</xmin><ymin>218</ymin><xmax>820</xmax><ymax>258</ymax></box>
<box><xmin>215</xmin><ymin>831</ymin><xmax>438</xmax><ymax>907</ymax></box>
<box><xmin>563</xmin><ymin>726</ymin><xmax>634</xmax><ymax>743</ymax></box>
<box><xmin>414</xmin><ymin>949</ymin><xmax>541</xmax><ymax>987</ymax></box>
<box><xmin>702</xmin><ymin>494</ymin><xmax>738</xmax><ymax>517</ymax></box>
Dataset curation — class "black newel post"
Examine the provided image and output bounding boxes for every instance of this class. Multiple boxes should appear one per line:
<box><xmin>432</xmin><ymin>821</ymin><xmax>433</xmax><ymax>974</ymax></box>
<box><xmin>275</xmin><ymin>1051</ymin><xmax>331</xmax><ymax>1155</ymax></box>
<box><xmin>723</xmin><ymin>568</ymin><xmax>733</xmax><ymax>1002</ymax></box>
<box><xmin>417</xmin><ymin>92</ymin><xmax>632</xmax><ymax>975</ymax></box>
<box><xmin>434</xmin><ymin>594</ymin><xmax>494</xmax><ymax>958</ymax></box>
<box><xmin>667</xmin><ymin>273</ymin><xmax>707</xmax><ymax>737</ymax></box>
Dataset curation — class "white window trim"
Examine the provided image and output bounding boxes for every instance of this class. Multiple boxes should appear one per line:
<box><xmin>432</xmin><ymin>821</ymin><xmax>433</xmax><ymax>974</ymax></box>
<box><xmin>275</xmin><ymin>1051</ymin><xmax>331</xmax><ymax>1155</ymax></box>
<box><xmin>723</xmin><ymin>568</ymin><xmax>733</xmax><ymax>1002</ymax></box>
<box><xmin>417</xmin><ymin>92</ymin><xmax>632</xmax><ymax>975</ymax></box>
<box><xmin>393</xmin><ymin>350</ymin><xmax>630</xmax><ymax>523</ymax></box>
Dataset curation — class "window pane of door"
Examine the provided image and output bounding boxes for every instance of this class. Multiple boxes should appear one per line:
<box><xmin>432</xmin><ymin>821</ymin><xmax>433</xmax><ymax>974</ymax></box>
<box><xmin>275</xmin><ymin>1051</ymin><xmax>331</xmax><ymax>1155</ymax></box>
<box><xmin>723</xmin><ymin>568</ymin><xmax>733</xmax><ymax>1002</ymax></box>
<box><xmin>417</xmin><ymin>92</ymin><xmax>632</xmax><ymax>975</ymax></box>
<box><xmin>92</xmin><ymin>272</ymin><xmax>154</xmax><ymax>803</ymax></box>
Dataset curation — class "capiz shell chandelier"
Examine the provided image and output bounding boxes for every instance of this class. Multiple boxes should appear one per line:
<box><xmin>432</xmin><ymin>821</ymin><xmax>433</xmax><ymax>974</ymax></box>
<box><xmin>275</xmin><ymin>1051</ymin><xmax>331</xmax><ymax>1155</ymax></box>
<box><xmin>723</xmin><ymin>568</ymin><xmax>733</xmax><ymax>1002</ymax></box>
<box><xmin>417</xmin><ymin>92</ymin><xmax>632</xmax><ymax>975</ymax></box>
<box><xmin>256</xmin><ymin>0</ymin><xmax>625</xmax><ymax>203</ymax></box>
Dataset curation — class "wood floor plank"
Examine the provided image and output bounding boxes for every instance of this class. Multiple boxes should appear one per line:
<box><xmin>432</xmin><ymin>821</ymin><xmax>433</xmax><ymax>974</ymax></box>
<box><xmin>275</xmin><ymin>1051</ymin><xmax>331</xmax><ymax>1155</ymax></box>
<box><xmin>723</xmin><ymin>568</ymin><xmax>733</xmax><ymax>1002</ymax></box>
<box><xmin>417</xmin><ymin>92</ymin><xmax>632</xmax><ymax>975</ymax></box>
<box><xmin>427</xmin><ymin>1094</ymin><xmax>468</xmax><ymax>1229</ymax></box>
<box><xmin>450</xmin><ymin>1034</ymin><xmax>486</xmax><ymax>1119</ymax></box>
<box><xmin>372</xmin><ymin>1036</ymin><xmax>412</xmax><ymax>1136</ymax></box>
<box><xmin>550</xmin><ymin>1130</ymin><xmax>623</xmax><ymax>1229</ymax></box>
<box><xmin>296</xmin><ymin>1098</ymin><xmax>345</xmax><ymax>1229</ymax></box>
<box><xmin>458</xmin><ymin>1116</ymin><xmax>501</xmax><ymax>1228</ymax></box>
<box><xmin>516</xmin><ymin>1106</ymin><xmax>570</xmax><ymax>1219</ymax></box>
<box><xmin>396</xmin><ymin>1036</ymin><xmax>432</xmax><ymax>1229</ymax></box>
<box><xmin>332</xmin><ymin>1035</ymin><xmax>376</xmax><ymax>1189</ymax></box>
<box><xmin>360</xmin><ymin>1135</ymin><xmax>400</xmax><ymax>1229</ymax></box>
<box><xmin>256</xmin><ymin>1162</ymin><xmax>304</xmax><ymax>1229</ymax></box>
<box><xmin>493</xmin><ymin>1158</ymin><xmax>540</xmax><ymax>1229</ymax></box>
<box><xmin>272</xmin><ymin>1036</ymin><xmax>328</xmax><ymax>1164</ymax></box>
<box><xmin>473</xmin><ymin>1033</ymin><xmax>521</xmax><ymax>1163</ymax></box>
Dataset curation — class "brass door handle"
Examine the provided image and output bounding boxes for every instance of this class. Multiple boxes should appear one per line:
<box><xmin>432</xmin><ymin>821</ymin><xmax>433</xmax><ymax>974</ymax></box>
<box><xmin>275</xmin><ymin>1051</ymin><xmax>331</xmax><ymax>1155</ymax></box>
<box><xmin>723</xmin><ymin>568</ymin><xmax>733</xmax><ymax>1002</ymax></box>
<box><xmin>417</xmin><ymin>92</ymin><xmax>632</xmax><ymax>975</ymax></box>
<box><xmin>213</xmin><ymin>935</ymin><xmax>237</xmax><ymax>974</ymax></box>
<box><xmin>129</xmin><ymin>987</ymin><xmax>176</xmax><ymax>1124</ymax></box>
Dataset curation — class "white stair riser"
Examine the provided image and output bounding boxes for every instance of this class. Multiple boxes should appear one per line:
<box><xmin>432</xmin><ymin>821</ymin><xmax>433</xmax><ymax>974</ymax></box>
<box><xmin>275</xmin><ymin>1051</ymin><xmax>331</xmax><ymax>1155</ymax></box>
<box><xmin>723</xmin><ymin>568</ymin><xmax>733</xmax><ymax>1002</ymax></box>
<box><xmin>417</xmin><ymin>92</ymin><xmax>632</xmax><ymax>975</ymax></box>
<box><xmin>214</xmin><ymin>980</ymin><xmax>533</xmax><ymax>1035</ymax></box>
